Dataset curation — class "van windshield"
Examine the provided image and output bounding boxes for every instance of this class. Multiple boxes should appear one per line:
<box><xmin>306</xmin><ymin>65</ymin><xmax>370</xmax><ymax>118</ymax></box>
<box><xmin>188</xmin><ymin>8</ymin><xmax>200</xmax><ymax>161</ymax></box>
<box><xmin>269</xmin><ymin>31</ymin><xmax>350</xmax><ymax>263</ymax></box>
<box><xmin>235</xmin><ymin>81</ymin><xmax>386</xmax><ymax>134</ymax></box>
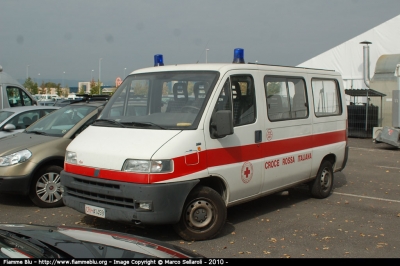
<box><xmin>98</xmin><ymin>71</ymin><xmax>218</xmax><ymax>130</ymax></box>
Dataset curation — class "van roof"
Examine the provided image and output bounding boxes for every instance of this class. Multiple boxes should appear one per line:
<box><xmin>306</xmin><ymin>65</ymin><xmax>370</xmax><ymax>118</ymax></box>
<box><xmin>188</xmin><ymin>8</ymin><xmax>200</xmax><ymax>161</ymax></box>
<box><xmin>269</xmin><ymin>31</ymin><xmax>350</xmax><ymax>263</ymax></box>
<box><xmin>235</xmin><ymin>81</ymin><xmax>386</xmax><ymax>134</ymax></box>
<box><xmin>130</xmin><ymin>62</ymin><xmax>340</xmax><ymax>76</ymax></box>
<box><xmin>0</xmin><ymin>67</ymin><xmax>24</xmax><ymax>86</ymax></box>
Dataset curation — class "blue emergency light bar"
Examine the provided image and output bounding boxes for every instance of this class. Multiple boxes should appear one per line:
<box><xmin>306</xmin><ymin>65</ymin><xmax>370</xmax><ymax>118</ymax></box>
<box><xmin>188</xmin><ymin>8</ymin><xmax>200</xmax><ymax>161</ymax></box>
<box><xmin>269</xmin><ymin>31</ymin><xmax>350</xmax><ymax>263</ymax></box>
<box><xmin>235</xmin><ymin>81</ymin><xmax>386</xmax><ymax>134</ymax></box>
<box><xmin>232</xmin><ymin>48</ymin><xmax>245</xmax><ymax>64</ymax></box>
<box><xmin>154</xmin><ymin>54</ymin><xmax>164</xmax><ymax>66</ymax></box>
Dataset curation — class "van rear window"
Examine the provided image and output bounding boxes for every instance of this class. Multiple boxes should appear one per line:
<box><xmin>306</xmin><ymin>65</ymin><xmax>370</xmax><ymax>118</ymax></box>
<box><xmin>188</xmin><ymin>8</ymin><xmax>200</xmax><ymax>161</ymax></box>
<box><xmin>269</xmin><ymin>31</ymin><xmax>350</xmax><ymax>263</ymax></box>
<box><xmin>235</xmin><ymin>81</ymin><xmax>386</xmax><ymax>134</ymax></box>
<box><xmin>311</xmin><ymin>79</ymin><xmax>342</xmax><ymax>117</ymax></box>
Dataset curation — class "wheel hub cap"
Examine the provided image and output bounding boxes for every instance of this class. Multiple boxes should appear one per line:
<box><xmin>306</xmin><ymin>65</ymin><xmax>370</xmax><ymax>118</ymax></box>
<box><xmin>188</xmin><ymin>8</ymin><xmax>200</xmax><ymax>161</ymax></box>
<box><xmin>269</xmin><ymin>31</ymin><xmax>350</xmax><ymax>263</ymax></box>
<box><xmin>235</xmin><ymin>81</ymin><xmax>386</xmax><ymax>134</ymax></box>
<box><xmin>186</xmin><ymin>200</ymin><xmax>213</xmax><ymax>228</ymax></box>
<box><xmin>36</xmin><ymin>172</ymin><xmax>62</xmax><ymax>203</ymax></box>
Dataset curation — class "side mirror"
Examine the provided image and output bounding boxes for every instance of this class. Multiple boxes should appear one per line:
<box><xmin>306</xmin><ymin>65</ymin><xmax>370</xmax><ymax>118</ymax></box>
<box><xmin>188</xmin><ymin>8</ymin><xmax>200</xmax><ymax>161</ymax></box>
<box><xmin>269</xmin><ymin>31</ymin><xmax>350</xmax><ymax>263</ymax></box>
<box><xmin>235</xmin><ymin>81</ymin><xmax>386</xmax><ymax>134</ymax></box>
<box><xmin>4</xmin><ymin>124</ymin><xmax>16</xmax><ymax>131</ymax></box>
<box><xmin>210</xmin><ymin>110</ymin><xmax>233</xmax><ymax>138</ymax></box>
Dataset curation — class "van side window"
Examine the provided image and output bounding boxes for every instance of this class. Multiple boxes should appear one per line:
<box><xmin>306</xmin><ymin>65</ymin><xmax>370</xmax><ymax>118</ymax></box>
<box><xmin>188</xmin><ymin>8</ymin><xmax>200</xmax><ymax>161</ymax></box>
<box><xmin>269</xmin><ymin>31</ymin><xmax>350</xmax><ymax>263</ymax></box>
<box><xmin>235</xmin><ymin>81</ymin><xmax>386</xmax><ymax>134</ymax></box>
<box><xmin>6</xmin><ymin>87</ymin><xmax>33</xmax><ymax>107</ymax></box>
<box><xmin>312</xmin><ymin>79</ymin><xmax>342</xmax><ymax>116</ymax></box>
<box><xmin>7</xmin><ymin>87</ymin><xmax>23</xmax><ymax>107</ymax></box>
<box><xmin>212</xmin><ymin>76</ymin><xmax>256</xmax><ymax>128</ymax></box>
<box><xmin>21</xmin><ymin>90</ymin><xmax>33</xmax><ymax>106</ymax></box>
<box><xmin>231</xmin><ymin>75</ymin><xmax>256</xmax><ymax>126</ymax></box>
<box><xmin>264</xmin><ymin>76</ymin><xmax>308</xmax><ymax>121</ymax></box>
<box><xmin>213</xmin><ymin>79</ymin><xmax>232</xmax><ymax>113</ymax></box>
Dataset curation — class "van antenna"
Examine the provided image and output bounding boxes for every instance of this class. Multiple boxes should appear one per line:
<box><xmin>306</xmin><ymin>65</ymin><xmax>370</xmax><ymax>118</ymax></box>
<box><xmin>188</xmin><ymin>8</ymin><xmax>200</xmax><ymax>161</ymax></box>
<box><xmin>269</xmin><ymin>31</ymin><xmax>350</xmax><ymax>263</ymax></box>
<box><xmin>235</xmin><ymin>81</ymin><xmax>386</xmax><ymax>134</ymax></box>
<box><xmin>196</xmin><ymin>40</ymin><xmax>210</xmax><ymax>63</ymax></box>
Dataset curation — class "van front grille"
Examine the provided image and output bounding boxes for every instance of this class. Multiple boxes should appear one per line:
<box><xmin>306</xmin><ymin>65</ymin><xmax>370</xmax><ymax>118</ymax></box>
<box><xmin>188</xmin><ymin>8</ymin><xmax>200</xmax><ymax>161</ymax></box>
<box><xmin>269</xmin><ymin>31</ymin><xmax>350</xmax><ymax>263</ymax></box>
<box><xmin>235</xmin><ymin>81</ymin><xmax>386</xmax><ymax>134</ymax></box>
<box><xmin>65</xmin><ymin>177</ymin><xmax>135</xmax><ymax>209</ymax></box>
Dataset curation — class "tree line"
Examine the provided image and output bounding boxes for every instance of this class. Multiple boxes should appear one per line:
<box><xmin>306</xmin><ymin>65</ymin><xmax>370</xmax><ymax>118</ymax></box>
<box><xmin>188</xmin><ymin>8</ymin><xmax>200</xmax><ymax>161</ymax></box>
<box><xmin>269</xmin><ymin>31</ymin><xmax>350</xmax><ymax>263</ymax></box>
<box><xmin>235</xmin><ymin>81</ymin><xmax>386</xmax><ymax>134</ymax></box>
<box><xmin>23</xmin><ymin>77</ymin><xmax>66</xmax><ymax>97</ymax></box>
<box><xmin>23</xmin><ymin>77</ymin><xmax>113</xmax><ymax>98</ymax></box>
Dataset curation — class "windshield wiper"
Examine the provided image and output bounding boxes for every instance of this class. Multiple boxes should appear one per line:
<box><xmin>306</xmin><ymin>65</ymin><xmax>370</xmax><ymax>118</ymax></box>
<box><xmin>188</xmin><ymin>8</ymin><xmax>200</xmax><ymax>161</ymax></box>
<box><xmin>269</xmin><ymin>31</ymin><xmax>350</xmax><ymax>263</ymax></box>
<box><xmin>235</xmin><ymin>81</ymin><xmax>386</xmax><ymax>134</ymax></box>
<box><xmin>27</xmin><ymin>237</ymin><xmax>61</xmax><ymax>258</ymax></box>
<box><xmin>26</xmin><ymin>130</ymin><xmax>46</xmax><ymax>135</ymax></box>
<box><xmin>0</xmin><ymin>230</ymin><xmax>60</xmax><ymax>258</ymax></box>
<box><xmin>122</xmin><ymin>121</ymin><xmax>166</xmax><ymax>129</ymax></box>
<box><xmin>94</xmin><ymin>118</ymin><xmax>126</xmax><ymax>128</ymax></box>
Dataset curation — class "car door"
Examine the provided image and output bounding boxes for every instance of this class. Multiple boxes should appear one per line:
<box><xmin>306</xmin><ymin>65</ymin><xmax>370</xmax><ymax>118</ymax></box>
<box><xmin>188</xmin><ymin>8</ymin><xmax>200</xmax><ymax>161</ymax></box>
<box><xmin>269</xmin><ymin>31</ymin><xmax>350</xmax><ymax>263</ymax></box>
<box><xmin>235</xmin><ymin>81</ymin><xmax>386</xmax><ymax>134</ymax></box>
<box><xmin>204</xmin><ymin>71</ymin><xmax>265</xmax><ymax>203</ymax></box>
<box><xmin>262</xmin><ymin>75</ymin><xmax>313</xmax><ymax>193</ymax></box>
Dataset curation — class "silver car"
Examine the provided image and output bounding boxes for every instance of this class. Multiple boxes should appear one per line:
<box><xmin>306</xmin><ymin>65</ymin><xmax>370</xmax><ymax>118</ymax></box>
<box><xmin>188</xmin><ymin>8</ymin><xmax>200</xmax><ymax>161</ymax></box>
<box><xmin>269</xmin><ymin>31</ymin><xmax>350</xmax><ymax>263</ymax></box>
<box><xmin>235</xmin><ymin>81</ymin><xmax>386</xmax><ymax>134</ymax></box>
<box><xmin>0</xmin><ymin>106</ymin><xmax>59</xmax><ymax>139</ymax></box>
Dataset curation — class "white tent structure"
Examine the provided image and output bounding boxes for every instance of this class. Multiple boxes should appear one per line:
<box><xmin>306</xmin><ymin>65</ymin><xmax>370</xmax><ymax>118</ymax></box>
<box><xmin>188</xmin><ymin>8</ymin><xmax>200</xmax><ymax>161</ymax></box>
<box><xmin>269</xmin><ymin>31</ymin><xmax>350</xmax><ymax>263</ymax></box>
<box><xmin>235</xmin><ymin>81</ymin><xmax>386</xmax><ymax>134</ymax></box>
<box><xmin>298</xmin><ymin>14</ymin><xmax>400</xmax><ymax>91</ymax></box>
<box><xmin>298</xmin><ymin>14</ymin><xmax>400</xmax><ymax>132</ymax></box>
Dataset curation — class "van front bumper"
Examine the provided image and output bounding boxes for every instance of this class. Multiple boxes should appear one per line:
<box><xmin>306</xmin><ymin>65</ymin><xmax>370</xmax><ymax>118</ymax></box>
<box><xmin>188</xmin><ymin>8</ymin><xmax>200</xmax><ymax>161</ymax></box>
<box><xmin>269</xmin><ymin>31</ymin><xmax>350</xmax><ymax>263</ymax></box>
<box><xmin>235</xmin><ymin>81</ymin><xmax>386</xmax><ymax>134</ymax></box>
<box><xmin>60</xmin><ymin>170</ymin><xmax>199</xmax><ymax>225</ymax></box>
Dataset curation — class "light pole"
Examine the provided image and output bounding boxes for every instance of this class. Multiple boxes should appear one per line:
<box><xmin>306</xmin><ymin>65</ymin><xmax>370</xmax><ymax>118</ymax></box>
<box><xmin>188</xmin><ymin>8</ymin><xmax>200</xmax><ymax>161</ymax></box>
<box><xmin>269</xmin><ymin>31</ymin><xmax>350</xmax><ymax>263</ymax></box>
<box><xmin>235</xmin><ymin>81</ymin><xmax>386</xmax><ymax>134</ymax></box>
<box><xmin>26</xmin><ymin>65</ymin><xmax>29</xmax><ymax>79</ymax></box>
<box><xmin>206</xmin><ymin>49</ymin><xmax>209</xmax><ymax>63</ymax></box>
<box><xmin>91</xmin><ymin>70</ymin><xmax>94</xmax><ymax>81</ymax></box>
<box><xmin>124</xmin><ymin>68</ymin><xmax>127</xmax><ymax>78</ymax></box>
<box><xmin>99</xmin><ymin>58</ymin><xmax>102</xmax><ymax>91</ymax></box>
<box><xmin>38</xmin><ymin>73</ymin><xmax>41</xmax><ymax>92</ymax></box>
<box><xmin>62</xmin><ymin>71</ymin><xmax>65</xmax><ymax>89</ymax></box>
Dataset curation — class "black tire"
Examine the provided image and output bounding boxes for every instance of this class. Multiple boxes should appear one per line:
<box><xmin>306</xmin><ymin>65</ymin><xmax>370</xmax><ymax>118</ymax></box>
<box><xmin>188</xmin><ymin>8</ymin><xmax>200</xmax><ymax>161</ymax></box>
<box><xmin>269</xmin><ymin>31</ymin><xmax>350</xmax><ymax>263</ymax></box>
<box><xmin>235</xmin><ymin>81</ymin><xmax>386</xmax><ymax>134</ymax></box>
<box><xmin>29</xmin><ymin>165</ymin><xmax>64</xmax><ymax>208</ymax></box>
<box><xmin>173</xmin><ymin>186</ymin><xmax>227</xmax><ymax>241</ymax></box>
<box><xmin>309</xmin><ymin>160</ymin><xmax>334</xmax><ymax>199</ymax></box>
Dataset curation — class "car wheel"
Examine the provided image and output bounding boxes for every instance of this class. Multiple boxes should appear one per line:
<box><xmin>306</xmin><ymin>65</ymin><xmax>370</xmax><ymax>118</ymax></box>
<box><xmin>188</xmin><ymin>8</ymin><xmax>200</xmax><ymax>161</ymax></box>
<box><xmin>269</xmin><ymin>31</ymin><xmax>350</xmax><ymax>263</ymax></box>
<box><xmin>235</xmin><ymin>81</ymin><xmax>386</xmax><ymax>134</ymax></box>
<box><xmin>173</xmin><ymin>186</ymin><xmax>226</xmax><ymax>241</ymax></box>
<box><xmin>309</xmin><ymin>160</ymin><xmax>334</xmax><ymax>199</ymax></box>
<box><xmin>29</xmin><ymin>165</ymin><xmax>64</xmax><ymax>208</ymax></box>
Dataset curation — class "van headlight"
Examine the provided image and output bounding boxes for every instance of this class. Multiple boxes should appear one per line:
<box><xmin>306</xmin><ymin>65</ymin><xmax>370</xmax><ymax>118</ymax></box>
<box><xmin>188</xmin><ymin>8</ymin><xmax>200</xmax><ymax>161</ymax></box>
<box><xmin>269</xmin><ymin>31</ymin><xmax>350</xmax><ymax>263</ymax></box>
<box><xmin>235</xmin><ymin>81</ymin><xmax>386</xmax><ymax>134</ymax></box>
<box><xmin>122</xmin><ymin>159</ymin><xmax>173</xmax><ymax>173</ymax></box>
<box><xmin>65</xmin><ymin>151</ymin><xmax>77</xmax><ymax>164</ymax></box>
<box><xmin>0</xmin><ymin>149</ymin><xmax>32</xmax><ymax>167</ymax></box>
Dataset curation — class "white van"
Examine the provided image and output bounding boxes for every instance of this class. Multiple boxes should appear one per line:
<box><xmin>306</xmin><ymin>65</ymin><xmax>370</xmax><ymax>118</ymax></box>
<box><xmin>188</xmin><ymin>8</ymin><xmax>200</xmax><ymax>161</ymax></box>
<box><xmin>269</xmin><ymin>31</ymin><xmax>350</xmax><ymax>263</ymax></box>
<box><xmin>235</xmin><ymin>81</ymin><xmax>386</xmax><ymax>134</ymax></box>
<box><xmin>60</xmin><ymin>49</ymin><xmax>348</xmax><ymax>241</ymax></box>
<box><xmin>0</xmin><ymin>66</ymin><xmax>37</xmax><ymax>109</ymax></box>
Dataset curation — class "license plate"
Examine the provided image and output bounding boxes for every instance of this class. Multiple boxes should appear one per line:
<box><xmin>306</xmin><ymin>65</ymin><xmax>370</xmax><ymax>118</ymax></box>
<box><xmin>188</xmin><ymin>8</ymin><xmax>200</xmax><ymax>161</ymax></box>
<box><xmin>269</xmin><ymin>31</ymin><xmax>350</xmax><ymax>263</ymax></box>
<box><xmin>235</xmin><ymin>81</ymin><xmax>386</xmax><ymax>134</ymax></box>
<box><xmin>85</xmin><ymin>204</ymin><xmax>105</xmax><ymax>218</ymax></box>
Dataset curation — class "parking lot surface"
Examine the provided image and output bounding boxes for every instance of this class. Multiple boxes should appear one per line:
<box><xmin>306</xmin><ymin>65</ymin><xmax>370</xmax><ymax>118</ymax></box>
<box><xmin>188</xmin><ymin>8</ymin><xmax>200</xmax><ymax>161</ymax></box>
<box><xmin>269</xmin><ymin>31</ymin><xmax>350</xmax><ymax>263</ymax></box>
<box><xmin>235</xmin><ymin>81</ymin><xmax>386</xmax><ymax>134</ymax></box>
<box><xmin>0</xmin><ymin>137</ymin><xmax>399</xmax><ymax>258</ymax></box>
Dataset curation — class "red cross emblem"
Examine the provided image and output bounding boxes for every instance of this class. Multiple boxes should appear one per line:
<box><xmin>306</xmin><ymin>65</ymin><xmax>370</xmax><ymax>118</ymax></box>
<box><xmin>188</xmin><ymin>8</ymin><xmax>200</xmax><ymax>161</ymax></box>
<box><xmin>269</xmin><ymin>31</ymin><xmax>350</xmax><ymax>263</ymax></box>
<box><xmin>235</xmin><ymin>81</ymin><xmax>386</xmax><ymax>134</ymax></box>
<box><xmin>241</xmin><ymin>161</ymin><xmax>253</xmax><ymax>184</ymax></box>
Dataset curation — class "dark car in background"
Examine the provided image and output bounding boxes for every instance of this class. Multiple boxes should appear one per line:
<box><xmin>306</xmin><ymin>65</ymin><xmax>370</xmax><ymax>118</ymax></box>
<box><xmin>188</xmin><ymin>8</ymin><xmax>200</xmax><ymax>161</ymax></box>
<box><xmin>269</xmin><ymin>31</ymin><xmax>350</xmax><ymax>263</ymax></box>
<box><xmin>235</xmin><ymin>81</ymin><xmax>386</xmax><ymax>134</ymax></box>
<box><xmin>0</xmin><ymin>96</ymin><xmax>109</xmax><ymax>208</ymax></box>
<box><xmin>0</xmin><ymin>224</ymin><xmax>204</xmax><ymax>258</ymax></box>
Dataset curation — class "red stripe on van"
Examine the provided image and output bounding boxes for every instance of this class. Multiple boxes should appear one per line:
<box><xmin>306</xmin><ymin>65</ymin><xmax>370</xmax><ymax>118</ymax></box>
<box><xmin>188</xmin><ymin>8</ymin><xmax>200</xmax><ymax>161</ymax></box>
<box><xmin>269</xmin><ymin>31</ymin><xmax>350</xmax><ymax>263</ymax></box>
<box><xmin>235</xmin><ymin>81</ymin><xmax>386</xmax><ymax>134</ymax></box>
<box><xmin>64</xmin><ymin>164</ymin><xmax>149</xmax><ymax>183</ymax></box>
<box><xmin>64</xmin><ymin>130</ymin><xmax>346</xmax><ymax>184</ymax></box>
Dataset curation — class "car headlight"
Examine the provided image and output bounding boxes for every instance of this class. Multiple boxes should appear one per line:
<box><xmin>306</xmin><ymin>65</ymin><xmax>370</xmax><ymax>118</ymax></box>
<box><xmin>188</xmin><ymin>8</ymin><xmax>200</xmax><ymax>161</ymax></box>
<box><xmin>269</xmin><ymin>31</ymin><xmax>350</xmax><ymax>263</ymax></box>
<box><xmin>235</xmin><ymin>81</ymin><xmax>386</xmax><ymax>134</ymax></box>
<box><xmin>65</xmin><ymin>151</ymin><xmax>77</xmax><ymax>164</ymax></box>
<box><xmin>122</xmin><ymin>159</ymin><xmax>173</xmax><ymax>173</ymax></box>
<box><xmin>0</xmin><ymin>149</ymin><xmax>32</xmax><ymax>167</ymax></box>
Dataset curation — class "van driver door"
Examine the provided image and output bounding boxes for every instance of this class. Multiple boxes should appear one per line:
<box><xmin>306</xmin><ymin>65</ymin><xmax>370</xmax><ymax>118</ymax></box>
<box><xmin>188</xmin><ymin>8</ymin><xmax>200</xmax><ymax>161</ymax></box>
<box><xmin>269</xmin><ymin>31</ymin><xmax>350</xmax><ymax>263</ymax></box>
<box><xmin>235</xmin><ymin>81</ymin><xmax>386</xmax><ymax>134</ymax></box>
<box><xmin>204</xmin><ymin>71</ymin><xmax>265</xmax><ymax>203</ymax></box>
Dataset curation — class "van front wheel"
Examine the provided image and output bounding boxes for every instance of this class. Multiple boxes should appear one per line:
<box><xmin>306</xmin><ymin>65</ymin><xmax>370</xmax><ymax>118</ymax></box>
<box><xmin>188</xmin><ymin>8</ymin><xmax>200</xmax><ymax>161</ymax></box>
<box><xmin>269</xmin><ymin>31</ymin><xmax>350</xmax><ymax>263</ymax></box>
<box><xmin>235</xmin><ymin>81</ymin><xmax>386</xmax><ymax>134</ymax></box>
<box><xmin>173</xmin><ymin>186</ymin><xmax>227</xmax><ymax>241</ymax></box>
<box><xmin>310</xmin><ymin>161</ymin><xmax>334</xmax><ymax>199</ymax></box>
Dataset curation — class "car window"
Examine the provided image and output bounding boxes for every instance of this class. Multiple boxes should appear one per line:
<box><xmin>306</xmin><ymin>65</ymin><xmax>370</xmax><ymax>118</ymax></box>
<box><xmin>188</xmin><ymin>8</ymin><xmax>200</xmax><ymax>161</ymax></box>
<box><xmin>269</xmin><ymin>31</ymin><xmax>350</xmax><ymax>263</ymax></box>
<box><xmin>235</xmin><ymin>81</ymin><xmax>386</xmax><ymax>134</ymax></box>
<box><xmin>43</xmin><ymin>109</ymin><xmax>56</xmax><ymax>115</ymax></box>
<box><xmin>0</xmin><ymin>111</ymin><xmax>14</xmax><ymax>124</ymax></box>
<box><xmin>28</xmin><ymin>105</ymin><xmax>97</xmax><ymax>137</ymax></box>
<box><xmin>73</xmin><ymin>113</ymin><xmax>98</xmax><ymax>138</ymax></box>
<box><xmin>6</xmin><ymin>110</ymin><xmax>42</xmax><ymax>129</ymax></box>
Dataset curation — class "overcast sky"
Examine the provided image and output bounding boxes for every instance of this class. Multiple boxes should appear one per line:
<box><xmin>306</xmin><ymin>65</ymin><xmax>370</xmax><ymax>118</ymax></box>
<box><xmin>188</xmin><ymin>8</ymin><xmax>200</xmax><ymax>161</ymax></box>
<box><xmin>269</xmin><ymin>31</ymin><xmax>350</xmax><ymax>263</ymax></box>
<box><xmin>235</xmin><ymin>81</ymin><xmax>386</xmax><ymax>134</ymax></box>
<box><xmin>1</xmin><ymin>0</ymin><xmax>400</xmax><ymax>86</ymax></box>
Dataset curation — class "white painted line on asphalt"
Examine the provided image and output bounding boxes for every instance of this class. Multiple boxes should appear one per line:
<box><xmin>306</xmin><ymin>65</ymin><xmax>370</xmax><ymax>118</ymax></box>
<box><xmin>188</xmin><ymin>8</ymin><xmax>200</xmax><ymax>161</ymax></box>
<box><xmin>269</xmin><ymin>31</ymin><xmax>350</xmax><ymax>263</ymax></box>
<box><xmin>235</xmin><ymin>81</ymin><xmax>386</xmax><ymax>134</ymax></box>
<box><xmin>375</xmin><ymin>165</ymin><xmax>400</xmax><ymax>170</ymax></box>
<box><xmin>350</xmin><ymin>147</ymin><xmax>398</xmax><ymax>153</ymax></box>
<box><xmin>333</xmin><ymin>192</ymin><xmax>400</xmax><ymax>203</ymax></box>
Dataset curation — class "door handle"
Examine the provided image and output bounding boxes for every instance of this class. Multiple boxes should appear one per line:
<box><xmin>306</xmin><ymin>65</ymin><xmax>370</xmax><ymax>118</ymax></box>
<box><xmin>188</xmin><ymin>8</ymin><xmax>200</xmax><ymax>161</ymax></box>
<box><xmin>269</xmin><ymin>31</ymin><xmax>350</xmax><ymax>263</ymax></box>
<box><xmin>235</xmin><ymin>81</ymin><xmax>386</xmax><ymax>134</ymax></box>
<box><xmin>255</xmin><ymin>130</ymin><xmax>262</xmax><ymax>143</ymax></box>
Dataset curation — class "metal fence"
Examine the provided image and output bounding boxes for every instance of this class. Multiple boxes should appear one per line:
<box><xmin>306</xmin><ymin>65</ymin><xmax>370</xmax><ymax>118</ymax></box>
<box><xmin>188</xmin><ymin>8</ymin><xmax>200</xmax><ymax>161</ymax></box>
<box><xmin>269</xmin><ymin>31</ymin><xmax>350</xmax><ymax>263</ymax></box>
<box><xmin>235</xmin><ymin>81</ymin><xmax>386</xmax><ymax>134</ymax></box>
<box><xmin>347</xmin><ymin>105</ymin><xmax>379</xmax><ymax>138</ymax></box>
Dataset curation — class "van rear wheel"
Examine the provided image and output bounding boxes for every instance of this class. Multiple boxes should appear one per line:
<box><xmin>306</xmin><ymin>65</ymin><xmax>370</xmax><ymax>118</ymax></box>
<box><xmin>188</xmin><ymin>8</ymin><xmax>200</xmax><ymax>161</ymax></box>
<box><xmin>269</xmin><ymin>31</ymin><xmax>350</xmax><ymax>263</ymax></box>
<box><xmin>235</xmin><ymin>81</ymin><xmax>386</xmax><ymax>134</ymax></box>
<box><xmin>173</xmin><ymin>186</ymin><xmax>226</xmax><ymax>241</ymax></box>
<box><xmin>310</xmin><ymin>161</ymin><xmax>334</xmax><ymax>199</ymax></box>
